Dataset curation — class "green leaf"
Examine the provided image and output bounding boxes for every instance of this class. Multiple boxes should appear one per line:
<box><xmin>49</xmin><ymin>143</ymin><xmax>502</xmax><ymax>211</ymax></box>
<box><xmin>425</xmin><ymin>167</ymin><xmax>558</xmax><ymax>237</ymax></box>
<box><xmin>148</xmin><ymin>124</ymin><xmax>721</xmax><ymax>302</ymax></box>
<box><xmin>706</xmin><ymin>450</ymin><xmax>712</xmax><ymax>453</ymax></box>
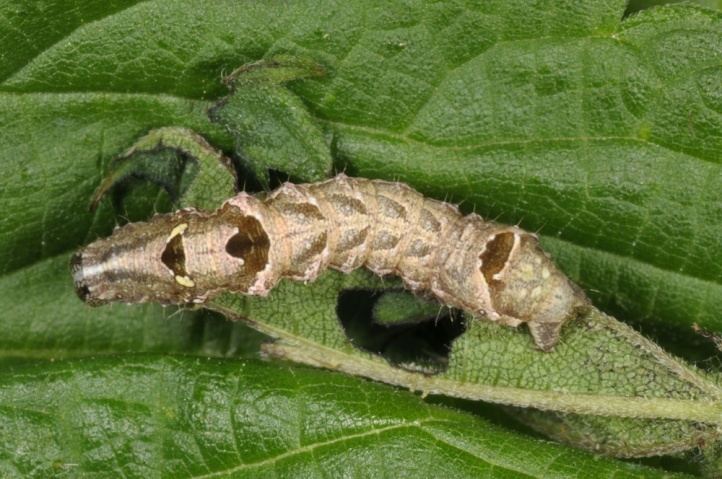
<box><xmin>0</xmin><ymin>356</ymin><xmax>686</xmax><ymax>478</ymax></box>
<box><xmin>372</xmin><ymin>291</ymin><xmax>445</xmax><ymax>325</ymax></box>
<box><xmin>89</xmin><ymin>126</ymin><xmax>238</xmax><ymax>212</ymax></box>
<box><xmin>1</xmin><ymin>0</ymin><xmax>720</xmax><ymax>475</ymax></box>
<box><xmin>2</xmin><ymin>0</ymin><xmax>718</xmax><ymax>333</ymax></box>
<box><xmin>210</xmin><ymin>80</ymin><xmax>332</xmax><ymax>185</ymax></box>
<box><xmin>626</xmin><ymin>0</ymin><xmax>722</xmax><ymax>15</ymax></box>
<box><xmin>327</xmin><ymin>4</ymin><xmax>722</xmax><ymax>334</ymax></box>
<box><xmin>208</xmin><ymin>55</ymin><xmax>332</xmax><ymax>184</ymax></box>
<box><xmin>208</xmin><ymin>269</ymin><xmax>722</xmax><ymax>458</ymax></box>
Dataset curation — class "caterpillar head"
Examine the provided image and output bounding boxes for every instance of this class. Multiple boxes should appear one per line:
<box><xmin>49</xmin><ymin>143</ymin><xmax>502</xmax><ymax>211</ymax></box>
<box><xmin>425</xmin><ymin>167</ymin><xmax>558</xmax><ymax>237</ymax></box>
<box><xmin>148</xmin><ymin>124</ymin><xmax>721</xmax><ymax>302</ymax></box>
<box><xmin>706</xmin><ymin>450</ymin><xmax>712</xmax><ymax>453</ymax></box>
<box><xmin>71</xmin><ymin>203</ymin><xmax>270</xmax><ymax>306</ymax></box>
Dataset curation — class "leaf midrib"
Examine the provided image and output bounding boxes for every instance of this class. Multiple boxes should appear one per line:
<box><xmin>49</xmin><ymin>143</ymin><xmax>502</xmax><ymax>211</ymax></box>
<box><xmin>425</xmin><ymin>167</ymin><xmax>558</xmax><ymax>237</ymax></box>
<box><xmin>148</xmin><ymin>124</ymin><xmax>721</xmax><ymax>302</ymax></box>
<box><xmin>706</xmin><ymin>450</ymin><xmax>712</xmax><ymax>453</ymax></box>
<box><xmin>188</xmin><ymin>416</ymin><xmax>555</xmax><ymax>479</ymax></box>
<box><xmin>191</xmin><ymin>421</ymin><xmax>421</xmax><ymax>478</ymax></box>
<box><xmin>215</xmin><ymin>305</ymin><xmax>722</xmax><ymax>425</ymax></box>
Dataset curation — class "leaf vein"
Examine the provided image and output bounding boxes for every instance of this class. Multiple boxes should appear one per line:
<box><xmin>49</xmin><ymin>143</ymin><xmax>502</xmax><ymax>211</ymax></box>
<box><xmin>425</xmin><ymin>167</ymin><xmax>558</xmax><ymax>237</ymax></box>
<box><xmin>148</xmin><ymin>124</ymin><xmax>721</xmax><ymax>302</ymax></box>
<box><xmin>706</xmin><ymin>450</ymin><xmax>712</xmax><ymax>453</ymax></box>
<box><xmin>0</xmin><ymin>0</ymin><xmax>152</xmax><ymax>85</ymax></box>
<box><xmin>189</xmin><ymin>420</ymin><xmax>428</xmax><ymax>479</ymax></box>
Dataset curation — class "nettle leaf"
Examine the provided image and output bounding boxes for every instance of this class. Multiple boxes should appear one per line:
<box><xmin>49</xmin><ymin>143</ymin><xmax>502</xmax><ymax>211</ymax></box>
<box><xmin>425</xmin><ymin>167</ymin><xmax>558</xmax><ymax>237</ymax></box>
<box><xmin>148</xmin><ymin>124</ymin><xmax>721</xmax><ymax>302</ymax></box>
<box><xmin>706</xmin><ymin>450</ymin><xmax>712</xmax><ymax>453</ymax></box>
<box><xmin>0</xmin><ymin>356</ymin><xmax>679</xmax><ymax>478</ymax></box>
<box><xmin>2</xmin><ymin>0</ymin><xmax>717</xmax><ymax>333</ymax></box>
<box><xmin>322</xmin><ymin>4</ymin><xmax>722</xmax><ymax>335</ymax></box>
<box><xmin>210</xmin><ymin>56</ymin><xmax>333</xmax><ymax>185</ymax></box>
<box><xmin>208</xmin><ymin>270</ymin><xmax>722</xmax><ymax>459</ymax></box>
<box><xmin>0</xmin><ymin>0</ymin><xmax>720</xmax><ymax>476</ymax></box>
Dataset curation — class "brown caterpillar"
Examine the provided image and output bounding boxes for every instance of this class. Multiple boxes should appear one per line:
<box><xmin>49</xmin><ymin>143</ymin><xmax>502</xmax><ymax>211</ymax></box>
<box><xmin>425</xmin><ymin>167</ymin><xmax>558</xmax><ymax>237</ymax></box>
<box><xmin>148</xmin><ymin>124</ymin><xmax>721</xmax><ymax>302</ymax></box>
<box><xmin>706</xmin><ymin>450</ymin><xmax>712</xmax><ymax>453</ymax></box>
<box><xmin>71</xmin><ymin>174</ymin><xmax>589</xmax><ymax>351</ymax></box>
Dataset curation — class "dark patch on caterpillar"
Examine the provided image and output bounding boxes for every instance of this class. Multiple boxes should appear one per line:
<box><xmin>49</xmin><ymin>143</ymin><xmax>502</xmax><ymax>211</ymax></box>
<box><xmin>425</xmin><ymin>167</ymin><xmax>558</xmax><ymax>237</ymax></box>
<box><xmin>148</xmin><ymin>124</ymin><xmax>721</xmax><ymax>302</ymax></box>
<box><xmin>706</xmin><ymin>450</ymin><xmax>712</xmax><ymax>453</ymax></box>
<box><xmin>224</xmin><ymin>213</ymin><xmax>270</xmax><ymax>279</ymax></box>
<box><xmin>418</xmin><ymin>208</ymin><xmax>441</xmax><ymax>233</ymax></box>
<box><xmin>70</xmin><ymin>252</ymin><xmax>91</xmax><ymax>302</ymax></box>
<box><xmin>480</xmin><ymin>231</ymin><xmax>515</xmax><ymax>285</ymax></box>
<box><xmin>405</xmin><ymin>238</ymin><xmax>432</xmax><ymax>258</ymax></box>
<box><xmin>293</xmin><ymin>232</ymin><xmax>328</xmax><ymax>265</ymax></box>
<box><xmin>329</xmin><ymin>194</ymin><xmax>367</xmax><ymax>217</ymax></box>
<box><xmin>338</xmin><ymin>227</ymin><xmax>370</xmax><ymax>252</ymax></box>
<box><xmin>373</xmin><ymin>230</ymin><xmax>401</xmax><ymax>250</ymax></box>
<box><xmin>377</xmin><ymin>195</ymin><xmax>407</xmax><ymax>220</ymax></box>
<box><xmin>275</xmin><ymin>202</ymin><xmax>326</xmax><ymax>223</ymax></box>
<box><xmin>162</xmin><ymin>233</ymin><xmax>188</xmax><ymax>277</ymax></box>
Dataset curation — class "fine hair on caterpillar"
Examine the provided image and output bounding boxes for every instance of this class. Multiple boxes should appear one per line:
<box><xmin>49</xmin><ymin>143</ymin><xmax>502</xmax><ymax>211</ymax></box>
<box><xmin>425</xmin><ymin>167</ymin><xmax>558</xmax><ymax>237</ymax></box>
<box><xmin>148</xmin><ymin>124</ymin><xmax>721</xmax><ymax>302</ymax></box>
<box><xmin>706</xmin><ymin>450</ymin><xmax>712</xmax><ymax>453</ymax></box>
<box><xmin>71</xmin><ymin>174</ymin><xmax>589</xmax><ymax>351</ymax></box>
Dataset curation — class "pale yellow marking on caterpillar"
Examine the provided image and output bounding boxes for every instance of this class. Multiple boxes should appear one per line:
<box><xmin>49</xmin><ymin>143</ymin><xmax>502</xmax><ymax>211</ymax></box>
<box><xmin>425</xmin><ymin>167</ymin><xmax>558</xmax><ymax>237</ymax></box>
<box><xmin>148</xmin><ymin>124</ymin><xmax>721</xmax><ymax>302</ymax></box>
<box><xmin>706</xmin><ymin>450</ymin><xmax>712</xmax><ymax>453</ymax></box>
<box><xmin>175</xmin><ymin>275</ymin><xmax>195</xmax><ymax>288</ymax></box>
<box><xmin>167</xmin><ymin>223</ymin><xmax>188</xmax><ymax>242</ymax></box>
<box><xmin>71</xmin><ymin>174</ymin><xmax>589</xmax><ymax>350</ymax></box>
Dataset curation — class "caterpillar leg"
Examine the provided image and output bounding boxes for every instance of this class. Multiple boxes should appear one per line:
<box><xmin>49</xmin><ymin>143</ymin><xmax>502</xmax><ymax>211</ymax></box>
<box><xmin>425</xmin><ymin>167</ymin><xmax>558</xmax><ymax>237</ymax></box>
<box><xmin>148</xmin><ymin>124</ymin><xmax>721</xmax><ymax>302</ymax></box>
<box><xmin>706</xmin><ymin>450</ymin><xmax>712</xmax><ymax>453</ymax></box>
<box><xmin>527</xmin><ymin>320</ymin><xmax>564</xmax><ymax>352</ymax></box>
<box><xmin>91</xmin><ymin>126</ymin><xmax>237</xmax><ymax>212</ymax></box>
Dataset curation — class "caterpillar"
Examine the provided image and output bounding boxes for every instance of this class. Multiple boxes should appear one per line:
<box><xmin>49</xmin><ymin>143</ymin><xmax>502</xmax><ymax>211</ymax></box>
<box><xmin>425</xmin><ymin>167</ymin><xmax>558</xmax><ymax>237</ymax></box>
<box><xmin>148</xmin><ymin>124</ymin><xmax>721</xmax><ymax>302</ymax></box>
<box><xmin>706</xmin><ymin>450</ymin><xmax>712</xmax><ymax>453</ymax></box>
<box><xmin>71</xmin><ymin>174</ymin><xmax>589</xmax><ymax>351</ymax></box>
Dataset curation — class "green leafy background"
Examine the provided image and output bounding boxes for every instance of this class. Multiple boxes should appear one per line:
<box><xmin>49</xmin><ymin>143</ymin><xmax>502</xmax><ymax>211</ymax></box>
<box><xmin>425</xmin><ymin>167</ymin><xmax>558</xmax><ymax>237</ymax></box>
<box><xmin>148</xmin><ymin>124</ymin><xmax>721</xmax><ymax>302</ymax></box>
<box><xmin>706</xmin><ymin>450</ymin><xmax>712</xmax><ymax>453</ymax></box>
<box><xmin>0</xmin><ymin>0</ymin><xmax>720</xmax><ymax>477</ymax></box>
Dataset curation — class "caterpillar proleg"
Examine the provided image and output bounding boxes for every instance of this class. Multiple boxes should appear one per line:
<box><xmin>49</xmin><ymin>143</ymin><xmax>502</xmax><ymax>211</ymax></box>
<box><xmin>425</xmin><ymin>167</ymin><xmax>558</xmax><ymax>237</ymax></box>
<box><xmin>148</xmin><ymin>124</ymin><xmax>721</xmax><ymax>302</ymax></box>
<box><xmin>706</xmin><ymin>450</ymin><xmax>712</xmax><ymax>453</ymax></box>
<box><xmin>71</xmin><ymin>174</ymin><xmax>589</xmax><ymax>351</ymax></box>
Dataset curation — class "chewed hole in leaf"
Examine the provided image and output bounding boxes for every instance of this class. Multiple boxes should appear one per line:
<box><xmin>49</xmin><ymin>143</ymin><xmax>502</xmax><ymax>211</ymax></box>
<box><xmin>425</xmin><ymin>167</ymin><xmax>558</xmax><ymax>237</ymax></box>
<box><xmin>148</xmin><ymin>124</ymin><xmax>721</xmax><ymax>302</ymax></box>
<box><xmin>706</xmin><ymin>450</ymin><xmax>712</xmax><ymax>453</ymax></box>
<box><xmin>337</xmin><ymin>289</ymin><xmax>466</xmax><ymax>374</ymax></box>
